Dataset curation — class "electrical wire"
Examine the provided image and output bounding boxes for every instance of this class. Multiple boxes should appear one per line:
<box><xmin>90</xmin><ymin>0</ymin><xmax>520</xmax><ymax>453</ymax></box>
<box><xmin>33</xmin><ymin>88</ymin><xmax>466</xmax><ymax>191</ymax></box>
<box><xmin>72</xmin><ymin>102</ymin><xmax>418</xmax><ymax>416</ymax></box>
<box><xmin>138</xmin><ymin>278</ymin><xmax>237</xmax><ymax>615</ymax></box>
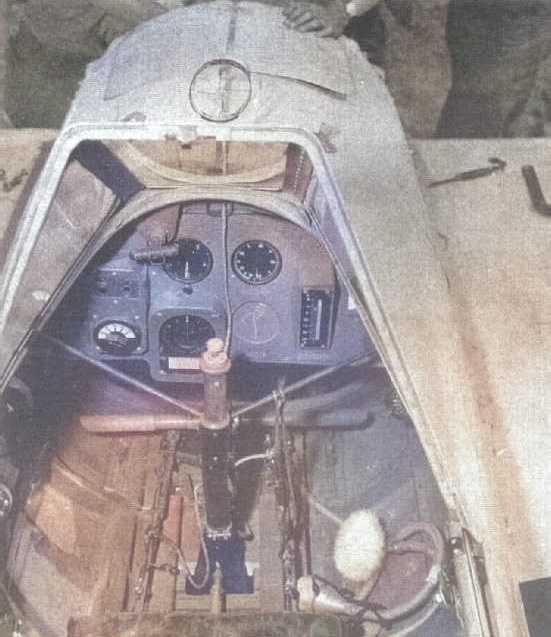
<box><xmin>305</xmin><ymin>491</ymin><xmax>343</xmax><ymax>526</ymax></box>
<box><xmin>161</xmin><ymin>533</ymin><xmax>210</xmax><ymax>592</ymax></box>
<box><xmin>222</xmin><ymin>202</ymin><xmax>233</xmax><ymax>355</ymax></box>
<box><xmin>168</xmin><ymin>203</ymin><xmax>185</xmax><ymax>243</ymax></box>
<box><xmin>161</xmin><ymin>477</ymin><xmax>211</xmax><ymax>591</ymax></box>
<box><xmin>234</xmin><ymin>452</ymin><xmax>273</xmax><ymax>468</ymax></box>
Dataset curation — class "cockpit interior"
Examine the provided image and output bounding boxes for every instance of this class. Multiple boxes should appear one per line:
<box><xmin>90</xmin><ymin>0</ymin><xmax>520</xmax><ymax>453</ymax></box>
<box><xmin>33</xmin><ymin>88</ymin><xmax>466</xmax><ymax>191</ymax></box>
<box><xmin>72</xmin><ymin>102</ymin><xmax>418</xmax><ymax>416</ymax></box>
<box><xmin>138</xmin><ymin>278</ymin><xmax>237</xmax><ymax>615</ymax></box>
<box><xmin>0</xmin><ymin>136</ymin><xmax>466</xmax><ymax>637</ymax></box>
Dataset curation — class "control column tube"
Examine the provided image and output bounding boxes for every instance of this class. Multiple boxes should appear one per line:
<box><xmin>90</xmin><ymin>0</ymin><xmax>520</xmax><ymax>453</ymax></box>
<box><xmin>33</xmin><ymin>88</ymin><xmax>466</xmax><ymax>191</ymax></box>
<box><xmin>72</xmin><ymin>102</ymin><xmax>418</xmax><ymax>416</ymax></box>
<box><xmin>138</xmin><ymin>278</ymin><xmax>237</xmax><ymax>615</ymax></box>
<box><xmin>200</xmin><ymin>338</ymin><xmax>233</xmax><ymax>535</ymax></box>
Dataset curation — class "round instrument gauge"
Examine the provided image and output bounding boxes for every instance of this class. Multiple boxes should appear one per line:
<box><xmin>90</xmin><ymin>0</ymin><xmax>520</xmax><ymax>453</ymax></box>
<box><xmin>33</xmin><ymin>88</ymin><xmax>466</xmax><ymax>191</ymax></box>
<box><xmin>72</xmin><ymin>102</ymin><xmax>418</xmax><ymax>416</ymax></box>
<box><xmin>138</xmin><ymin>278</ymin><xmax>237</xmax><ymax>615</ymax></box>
<box><xmin>164</xmin><ymin>239</ymin><xmax>213</xmax><ymax>284</ymax></box>
<box><xmin>159</xmin><ymin>314</ymin><xmax>216</xmax><ymax>357</ymax></box>
<box><xmin>232</xmin><ymin>240</ymin><xmax>282</xmax><ymax>285</ymax></box>
<box><xmin>94</xmin><ymin>321</ymin><xmax>141</xmax><ymax>355</ymax></box>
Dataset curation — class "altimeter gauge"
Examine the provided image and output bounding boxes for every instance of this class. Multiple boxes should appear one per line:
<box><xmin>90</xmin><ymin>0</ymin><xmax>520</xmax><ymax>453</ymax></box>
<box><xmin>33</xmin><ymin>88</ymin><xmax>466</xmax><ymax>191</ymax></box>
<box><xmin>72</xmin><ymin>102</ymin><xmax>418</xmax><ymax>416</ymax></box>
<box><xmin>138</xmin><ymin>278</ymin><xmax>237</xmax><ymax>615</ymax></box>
<box><xmin>232</xmin><ymin>240</ymin><xmax>282</xmax><ymax>285</ymax></box>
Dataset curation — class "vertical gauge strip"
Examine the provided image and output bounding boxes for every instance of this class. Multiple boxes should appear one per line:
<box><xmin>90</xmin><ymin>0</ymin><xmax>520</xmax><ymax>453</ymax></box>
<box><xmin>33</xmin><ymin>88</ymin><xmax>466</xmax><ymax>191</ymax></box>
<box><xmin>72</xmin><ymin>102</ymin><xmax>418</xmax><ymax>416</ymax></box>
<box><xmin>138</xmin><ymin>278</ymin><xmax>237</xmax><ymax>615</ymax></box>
<box><xmin>299</xmin><ymin>289</ymin><xmax>334</xmax><ymax>349</ymax></box>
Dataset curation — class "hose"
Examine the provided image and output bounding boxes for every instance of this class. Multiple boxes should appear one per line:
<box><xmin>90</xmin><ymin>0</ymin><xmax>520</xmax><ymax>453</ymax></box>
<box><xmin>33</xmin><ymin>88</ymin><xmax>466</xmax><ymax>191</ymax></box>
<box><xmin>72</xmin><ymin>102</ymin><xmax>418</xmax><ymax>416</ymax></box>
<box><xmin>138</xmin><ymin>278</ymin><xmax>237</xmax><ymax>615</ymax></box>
<box><xmin>303</xmin><ymin>521</ymin><xmax>445</xmax><ymax>628</ymax></box>
<box><xmin>385</xmin><ymin>596</ymin><xmax>442</xmax><ymax>637</ymax></box>
<box><xmin>365</xmin><ymin>563</ymin><xmax>441</xmax><ymax>624</ymax></box>
<box><xmin>388</xmin><ymin>522</ymin><xmax>445</xmax><ymax>565</ymax></box>
<box><xmin>362</xmin><ymin>522</ymin><xmax>445</xmax><ymax>625</ymax></box>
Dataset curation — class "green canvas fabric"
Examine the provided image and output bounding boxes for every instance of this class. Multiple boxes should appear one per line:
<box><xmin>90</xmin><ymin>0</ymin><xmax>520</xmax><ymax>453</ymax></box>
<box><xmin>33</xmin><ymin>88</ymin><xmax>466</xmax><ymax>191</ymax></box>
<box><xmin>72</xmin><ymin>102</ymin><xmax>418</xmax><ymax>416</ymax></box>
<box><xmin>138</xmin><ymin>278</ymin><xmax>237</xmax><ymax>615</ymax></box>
<box><xmin>73</xmin><ymin>611</ymin><xmax>364</xmax><ymax>637</ymax></box>
<box><xmin>437</xmin><ymin>1</ymin><xmax>551</xmax><ymax>137</ymax></box>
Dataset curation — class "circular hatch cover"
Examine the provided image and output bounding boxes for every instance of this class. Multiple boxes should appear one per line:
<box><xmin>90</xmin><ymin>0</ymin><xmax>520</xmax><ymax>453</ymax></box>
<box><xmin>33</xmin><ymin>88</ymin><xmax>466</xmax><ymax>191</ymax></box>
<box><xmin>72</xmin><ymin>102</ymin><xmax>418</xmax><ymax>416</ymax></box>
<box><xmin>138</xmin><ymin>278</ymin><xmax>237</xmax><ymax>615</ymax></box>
<box><xmin>190</xmin><ymin>59</ymin><xmax>252</xmax><ymax>122</ymax></box>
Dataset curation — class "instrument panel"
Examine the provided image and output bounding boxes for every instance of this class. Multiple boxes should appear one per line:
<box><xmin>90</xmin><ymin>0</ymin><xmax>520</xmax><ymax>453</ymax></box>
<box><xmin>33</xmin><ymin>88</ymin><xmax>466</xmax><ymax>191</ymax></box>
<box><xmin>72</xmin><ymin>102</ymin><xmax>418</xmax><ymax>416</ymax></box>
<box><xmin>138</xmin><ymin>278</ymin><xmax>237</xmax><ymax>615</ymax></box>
<box><xmin>64</xmin><ymin>201</ymin><xmax>372</xmax><ymax>381</ymax></box>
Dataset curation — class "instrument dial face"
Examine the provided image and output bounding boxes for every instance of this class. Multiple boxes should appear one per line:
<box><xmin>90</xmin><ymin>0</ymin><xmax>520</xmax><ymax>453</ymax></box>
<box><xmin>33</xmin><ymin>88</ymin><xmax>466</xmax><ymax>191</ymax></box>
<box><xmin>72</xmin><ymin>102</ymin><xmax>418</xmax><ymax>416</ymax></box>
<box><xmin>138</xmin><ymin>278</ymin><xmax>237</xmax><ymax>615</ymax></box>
<box><xmin>232</xmin><ymin>240</ymin><xmax>282</xmax><ymax>285</ymax></box>
<box><xmin>164</xmin><ymin>238</ymin><xmax>213</xmax><ymax>284</ymax></box>
<box><xmin>159</xmin><ymin>314</ymin><xmax>215</xmax><ymax>357</ymax></box>
<box><xmin>94</xmin><ymin>321</ymin><xmax>141</xmax><ymax>355</ymax></box>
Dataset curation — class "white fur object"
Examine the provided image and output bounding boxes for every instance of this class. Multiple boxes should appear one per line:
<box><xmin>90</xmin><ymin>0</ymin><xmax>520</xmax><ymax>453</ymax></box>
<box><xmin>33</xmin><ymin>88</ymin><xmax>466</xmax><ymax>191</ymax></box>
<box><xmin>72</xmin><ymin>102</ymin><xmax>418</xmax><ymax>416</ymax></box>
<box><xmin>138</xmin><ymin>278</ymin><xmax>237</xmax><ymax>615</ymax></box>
<box><xmin>333</xmin><ymin>509</ymin><xmax>386</xmax><ymax>582</ymax></box>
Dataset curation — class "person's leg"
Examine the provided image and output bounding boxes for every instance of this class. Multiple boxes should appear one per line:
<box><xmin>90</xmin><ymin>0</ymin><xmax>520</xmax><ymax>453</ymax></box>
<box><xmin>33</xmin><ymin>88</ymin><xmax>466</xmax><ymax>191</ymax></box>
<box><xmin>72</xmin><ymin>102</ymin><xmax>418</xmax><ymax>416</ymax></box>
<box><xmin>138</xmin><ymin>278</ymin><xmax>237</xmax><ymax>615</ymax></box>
<box><xmin>436</xmin><ymin>1</ymin><xmax>551</xmax><ymax>138</ymax></box>
<box><xmin>5</xmin><ymin>0</ymin><xmax>164</xmax><ymax>127</ymax></box>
